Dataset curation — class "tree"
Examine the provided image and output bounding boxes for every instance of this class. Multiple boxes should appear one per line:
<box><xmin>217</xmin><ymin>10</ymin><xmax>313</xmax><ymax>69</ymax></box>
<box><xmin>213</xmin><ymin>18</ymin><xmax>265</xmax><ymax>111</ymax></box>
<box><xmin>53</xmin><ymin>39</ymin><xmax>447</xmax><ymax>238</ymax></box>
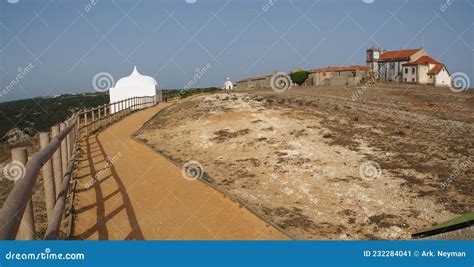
<box><xmin>289</xmin><ymin>71</ymin><xmax>309</xmax><ymax>86</ymax></box>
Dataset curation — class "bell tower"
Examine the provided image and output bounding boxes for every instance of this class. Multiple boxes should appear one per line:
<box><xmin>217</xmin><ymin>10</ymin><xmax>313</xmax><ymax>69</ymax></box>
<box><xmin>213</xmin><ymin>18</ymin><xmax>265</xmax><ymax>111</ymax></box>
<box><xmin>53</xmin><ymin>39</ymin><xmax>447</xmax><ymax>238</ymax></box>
<box><xmin>366</xmin><ymin>47</ymin><xmax>380</xmax><ymax>76</ymax></box>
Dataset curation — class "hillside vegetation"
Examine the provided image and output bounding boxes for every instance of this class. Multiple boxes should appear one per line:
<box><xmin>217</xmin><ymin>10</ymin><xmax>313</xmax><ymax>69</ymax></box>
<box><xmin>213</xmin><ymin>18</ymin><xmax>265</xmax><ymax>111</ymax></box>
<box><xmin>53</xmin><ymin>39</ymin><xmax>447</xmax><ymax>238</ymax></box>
<box><xmin>0</xmin><ymin>87</ymin><xmax>221</xmax><ymax>144</ymax></box>
<box><xmin>0</xmin><ymin>93</ymin><xmax>109</xmax><ymax>142</ymax></box>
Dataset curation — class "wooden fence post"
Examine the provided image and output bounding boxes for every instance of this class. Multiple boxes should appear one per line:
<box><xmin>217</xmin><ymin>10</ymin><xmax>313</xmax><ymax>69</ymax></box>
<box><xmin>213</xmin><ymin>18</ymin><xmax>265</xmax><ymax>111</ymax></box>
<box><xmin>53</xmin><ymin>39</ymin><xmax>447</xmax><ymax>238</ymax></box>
<box><xmin>65</xmin><ymin>121</ymin><xmax>71</xmax><ymax>159</ymax></box>
<box><xmin>109</xmin><ymin>104</ymin><xmax>113</xmax><ymax>124</ymax></box>
<box><xmin>98</xmin><ymin>105</ymin><xmax>102</xmax><ymax>128</ymax></box>
<box><xmin>11</xmin><ymin>147</ymin><xmax>35</xmax><ymax>240</ymax></box>
<box><xmin>103</xmin><ymin>105</ymin><xmax>107</xmax><ymax>126</ymax></box>
<box><xmin>91</xmin><ymin>108</ymin><xmax>95</xmax><ymax>131</ymax></box>
<box><xmin>60</xmin><ymin>123</ymin><xmax>68</xmax><ymax>176</ymax></box>
<box><xmin>39</xmin><ymin>132</ymin><xmax>55</xmax><ymax>221</ymax></box>
<box><xmin>75</xmin><ymin>116</ymin><xmax>79</xmax><ymax>140</ymax></box>
<box><xmin>113</xmin><ymin>103</ymin><xmax>116</xmax><ymax>121</ymax></box>
<box><xmin>68</xmin><ymin>117</ymin><xmax>74</xmax><ymax>158</ymax></box>
<box><xmin>84</xmin><ymin>110</ymin><xmax>88</xmax><ymax>136</ymax></box>
<box><xmin>51</xmin><ymin>125</ymin><xmax>63</xmax><ymax>197</ymax></box>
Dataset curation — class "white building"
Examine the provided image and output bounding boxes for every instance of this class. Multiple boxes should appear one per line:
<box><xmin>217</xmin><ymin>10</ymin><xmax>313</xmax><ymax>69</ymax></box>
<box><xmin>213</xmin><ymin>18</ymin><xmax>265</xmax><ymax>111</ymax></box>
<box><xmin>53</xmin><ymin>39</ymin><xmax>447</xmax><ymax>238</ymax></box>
<box><xmin>109</xmin><ymin>66</ymin><xmax>162</xmax><ymax>113</ymax></box>
<box><xmin>402</xmin><ymin>56</ymin><xmax>451</xmax><ymax>86</ymax></box>
<box><xmin>367</xmin><ymin>47</ymin><xmax>451</xmax><ymax>86</ymax></box>
<box><xmin>223</xmin><ymin>78</ymin><xmax>233</xmax><ymax>91</ymax></box>
<box><xmin>367</xmin><ymin>47</ymin><xmax>428</xmax><ymax>82</ymax></box>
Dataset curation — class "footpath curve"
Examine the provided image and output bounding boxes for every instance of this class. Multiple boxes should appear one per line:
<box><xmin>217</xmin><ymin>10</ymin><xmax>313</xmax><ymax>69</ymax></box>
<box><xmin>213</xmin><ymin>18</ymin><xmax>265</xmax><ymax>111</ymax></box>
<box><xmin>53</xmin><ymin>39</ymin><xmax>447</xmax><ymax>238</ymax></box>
<box><xmin>73</xmin><ymin>103</ymin><xmax>289</xmax><ymax>240</ymax></box>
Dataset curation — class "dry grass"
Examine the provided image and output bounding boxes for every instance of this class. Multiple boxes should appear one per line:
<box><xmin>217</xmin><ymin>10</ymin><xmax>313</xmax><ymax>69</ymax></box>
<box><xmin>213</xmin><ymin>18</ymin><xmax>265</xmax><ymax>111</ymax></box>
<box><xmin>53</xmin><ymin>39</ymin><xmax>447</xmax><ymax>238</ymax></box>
<box><xmin>0</xmin><ymin>136</ymin><xmax>48</xmax><ymax>239</ymax></box>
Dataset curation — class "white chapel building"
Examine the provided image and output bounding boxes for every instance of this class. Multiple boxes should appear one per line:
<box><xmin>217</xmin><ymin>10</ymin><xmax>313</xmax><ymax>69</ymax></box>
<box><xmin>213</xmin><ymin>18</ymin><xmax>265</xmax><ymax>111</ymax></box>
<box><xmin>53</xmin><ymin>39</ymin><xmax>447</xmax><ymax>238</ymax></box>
<box><xmin>223</xmin><ymin>77</ymin><xmax>233</xmax><ymax>91</ymax></box>
<box><xmin>366</xmin><ymin>47</ymin><xmax>451</xmax><ymax>86</ymax></box>
<box><xmin>109</xmin><ymin>66</ymin><xmax>162</xmax><ymax>113</ymax></box>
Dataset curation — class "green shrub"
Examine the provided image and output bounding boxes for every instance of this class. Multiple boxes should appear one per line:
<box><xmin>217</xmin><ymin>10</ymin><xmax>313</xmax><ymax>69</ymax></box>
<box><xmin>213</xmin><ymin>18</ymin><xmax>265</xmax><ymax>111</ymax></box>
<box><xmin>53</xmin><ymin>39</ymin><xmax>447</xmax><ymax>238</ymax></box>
<box><xmin>290</xmin><ymin>71</ymin><xmax>309</xmax><ymax>86</ymax></box>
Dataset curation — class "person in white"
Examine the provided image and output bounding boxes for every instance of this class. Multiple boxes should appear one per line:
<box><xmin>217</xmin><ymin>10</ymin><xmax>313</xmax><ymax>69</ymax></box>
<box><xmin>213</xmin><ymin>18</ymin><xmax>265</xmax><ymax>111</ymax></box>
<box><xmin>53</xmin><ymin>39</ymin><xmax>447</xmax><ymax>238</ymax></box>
<box><xmin>223</xmin><ymin>78</ymin><xmax>233</xmax><ymax>93</ymax></box>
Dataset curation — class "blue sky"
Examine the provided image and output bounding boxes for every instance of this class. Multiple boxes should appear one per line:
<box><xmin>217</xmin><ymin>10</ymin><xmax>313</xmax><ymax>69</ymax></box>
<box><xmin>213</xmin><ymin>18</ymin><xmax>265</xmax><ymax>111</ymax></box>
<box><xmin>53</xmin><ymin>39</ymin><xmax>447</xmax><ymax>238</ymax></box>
<box><xmin>0</xmin><ymin>0</ymin><xmax>473</xmax><ymax>102</ymax></box>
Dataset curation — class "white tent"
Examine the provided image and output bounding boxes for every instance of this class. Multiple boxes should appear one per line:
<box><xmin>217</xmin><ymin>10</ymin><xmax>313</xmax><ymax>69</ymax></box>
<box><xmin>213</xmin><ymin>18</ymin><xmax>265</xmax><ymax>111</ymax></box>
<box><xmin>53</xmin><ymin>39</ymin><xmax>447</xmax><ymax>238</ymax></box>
<box><xmin>109</xmin><ymin>66</ymin><xmax>162</xmax><ymax>113</ymax></box>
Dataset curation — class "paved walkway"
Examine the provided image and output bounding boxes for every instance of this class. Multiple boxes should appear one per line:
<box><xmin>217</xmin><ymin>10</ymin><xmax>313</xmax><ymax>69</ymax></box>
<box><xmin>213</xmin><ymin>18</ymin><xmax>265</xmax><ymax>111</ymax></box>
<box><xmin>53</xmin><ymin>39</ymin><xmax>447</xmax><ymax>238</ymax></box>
<box><xmin>73</xmin><ymin>103</ymin><xmax>288</xmax><ymax>240</ymax></box>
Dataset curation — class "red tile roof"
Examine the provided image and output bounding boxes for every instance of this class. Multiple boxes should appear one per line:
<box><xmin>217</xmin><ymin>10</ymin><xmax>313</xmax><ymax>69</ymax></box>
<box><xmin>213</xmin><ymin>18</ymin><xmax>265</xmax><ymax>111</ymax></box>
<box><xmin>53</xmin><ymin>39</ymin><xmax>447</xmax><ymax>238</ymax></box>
<box><xmin>427</xmin><ymin>64</ymin><xmax>444</xmax><ymax>75</ymax></box>
<box><xmin>237</xmin><ymin>75</ymin><xmax>269</xmax><ymax>83</ymax></box>
<box><xmin>309</xmin><ymin>65</ymin><xmax>368</xmax><ymax>73</ymax></box>
<box><xmin>379</xmin><ymin>49</ymin><xmax>421</xmax><ymax>61</ymax></box>
<box><xmin>250</xmin><ymin>75</ymin><xmax>269</xmax><ymax>81</ymax></box>
<box><xmin>403</xmin><ymin>56</ymin><xmax>440</xmax><ymax>66</ymax></box>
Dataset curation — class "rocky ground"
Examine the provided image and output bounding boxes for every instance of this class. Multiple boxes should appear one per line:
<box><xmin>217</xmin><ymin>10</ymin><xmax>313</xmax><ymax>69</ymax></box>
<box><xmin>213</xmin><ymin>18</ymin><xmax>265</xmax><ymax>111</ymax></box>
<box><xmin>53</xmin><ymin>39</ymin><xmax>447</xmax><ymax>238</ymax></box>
<box><xmin>137</xmin><ymin>84</ymin><xmax>473</xmax><ymax>240</ymax></box>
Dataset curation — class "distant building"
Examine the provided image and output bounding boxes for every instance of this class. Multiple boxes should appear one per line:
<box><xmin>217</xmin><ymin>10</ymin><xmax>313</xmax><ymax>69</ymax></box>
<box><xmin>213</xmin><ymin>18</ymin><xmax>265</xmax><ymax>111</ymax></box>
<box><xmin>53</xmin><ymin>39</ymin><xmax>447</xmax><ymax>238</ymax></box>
<box><xmin>109</xmin><ymin>66</ymin><xmax>162</xmax><ymax>113</ymax></box>
<box><xmin>367</xmin><ymin>47</ymin><xmax>450</xmax><ymax>86</ymax></box>
<box><xmin>236</xmin><ymin>74</ymin><xmax>271</xmax><ymax>89</ymax></box>
<box><xmin>223</xmin><ymin>78</ymin><xmax>233</xmax><ymax>91</ymax></box>
<box><xmin>367</xmin><ymin>47</ymin><xmax>428</xmax><ymax>82</ymax></box>
<box><xmin>402</xmin><ymin>56</ymin><xmax>451</xmax><ymax>86</ymax></box>
<box><xmin>308</xmin><ymin>65</ymin><xmax>368</xmax><ymax>86</ymax></box>
<box><xmin>289</xmin><ymin>67</ymin><xmax>305</xmax><ymax>73</ymax></box>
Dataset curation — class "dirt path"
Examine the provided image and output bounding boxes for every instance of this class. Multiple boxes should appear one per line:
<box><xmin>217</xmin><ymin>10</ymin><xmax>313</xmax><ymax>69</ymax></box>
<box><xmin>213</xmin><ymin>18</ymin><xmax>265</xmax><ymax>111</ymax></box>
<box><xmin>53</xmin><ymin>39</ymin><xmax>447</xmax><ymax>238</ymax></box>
<box><xmin>72</xmin><ymin>103</ymin><xmax>288</xmax><ymax>240</ymax></box>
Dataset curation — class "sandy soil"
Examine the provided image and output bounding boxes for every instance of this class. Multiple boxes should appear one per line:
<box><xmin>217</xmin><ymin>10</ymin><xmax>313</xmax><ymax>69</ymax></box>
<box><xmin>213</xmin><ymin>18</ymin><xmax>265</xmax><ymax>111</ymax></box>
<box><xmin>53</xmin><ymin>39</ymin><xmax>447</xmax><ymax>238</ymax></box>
<box><xmin>73</xmin><ymin>103</ymin><xmax>288</xmax><ymax>240</ymax></box>
<box><xmin>137</xmin><ymin>84</ymin><xmax>473</xmax><ymax>240</ymax></box>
